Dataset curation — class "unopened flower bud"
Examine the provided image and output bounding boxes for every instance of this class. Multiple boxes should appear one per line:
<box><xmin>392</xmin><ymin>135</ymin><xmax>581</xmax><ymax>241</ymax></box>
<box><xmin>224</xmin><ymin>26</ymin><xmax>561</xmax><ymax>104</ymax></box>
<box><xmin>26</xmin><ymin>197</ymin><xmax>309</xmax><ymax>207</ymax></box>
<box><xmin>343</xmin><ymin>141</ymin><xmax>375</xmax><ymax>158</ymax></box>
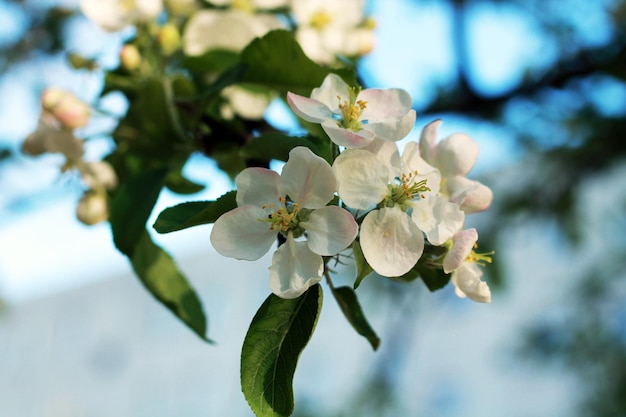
<box><xmin>80</xmin><ymin>160</ymin><xmax>118</xmax><ymax>190</ymax></box>
<box><xmin>22</xmin><ymin>112</ymin><xmax>84</xmax><ymax>161</ymax></box>
<box><xmin>41</xmin><ymin>88</ymin><xmax>90</xmax><ymax>129</ymax></box>
<box><xmin>158</xmin><ymin>23</ymin><xmax>181</xmax><ymax>56</ymax></box>
<box><xmin>76</xmin><ymin>190</ymin><xmax>109</xmax><ymax>225</ymax></box>
<box><xmin>120</xmin><ymin>44</ymin><xmax>142</xmax><ymax>71</ymax></box>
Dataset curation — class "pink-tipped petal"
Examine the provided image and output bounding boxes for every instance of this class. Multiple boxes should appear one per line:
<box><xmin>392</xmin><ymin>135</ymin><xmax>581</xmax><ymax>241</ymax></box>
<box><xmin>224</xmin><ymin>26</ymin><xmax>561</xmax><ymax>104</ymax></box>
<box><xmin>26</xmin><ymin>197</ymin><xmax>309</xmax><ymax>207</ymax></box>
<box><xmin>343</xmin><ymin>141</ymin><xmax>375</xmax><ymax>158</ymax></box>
<box><xmin>418</xmin><ymin>119</ymin><xmax>442</xmax><ymax>164</ymax></box>
<box><xmin>443</xmin><ymin>228</ymin><xmax>478</xmax><ymax>273</ymax></box>
<box><xmin>286</xmin><ymin>92</ymin><xmax>333</xmax><ymax>123</ymax></box>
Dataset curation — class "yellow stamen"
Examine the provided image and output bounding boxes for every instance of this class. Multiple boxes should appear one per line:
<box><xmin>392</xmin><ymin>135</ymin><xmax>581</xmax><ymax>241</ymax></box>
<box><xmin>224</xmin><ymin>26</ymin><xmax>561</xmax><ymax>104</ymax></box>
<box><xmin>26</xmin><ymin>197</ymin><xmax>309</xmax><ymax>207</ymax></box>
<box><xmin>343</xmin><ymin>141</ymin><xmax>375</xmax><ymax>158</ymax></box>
<box><xmin>337</xmin><ymin>88</ymin><xmax>367</xmax><ymax>131</ymax></box>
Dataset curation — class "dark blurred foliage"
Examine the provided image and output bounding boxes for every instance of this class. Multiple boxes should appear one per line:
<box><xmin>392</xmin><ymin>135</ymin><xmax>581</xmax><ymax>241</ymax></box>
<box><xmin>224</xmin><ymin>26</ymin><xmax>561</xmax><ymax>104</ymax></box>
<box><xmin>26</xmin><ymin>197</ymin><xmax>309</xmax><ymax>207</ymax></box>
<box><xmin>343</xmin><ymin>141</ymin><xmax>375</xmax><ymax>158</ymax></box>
<box><xmin>2</xmin><ymin>0</ymin><xmax>626</xmax><ymax>415</ymax></box>
<box><xmin>298</xmin><ymin>0</ymin><xmax>626</xmax><ymax>415</ymax></box>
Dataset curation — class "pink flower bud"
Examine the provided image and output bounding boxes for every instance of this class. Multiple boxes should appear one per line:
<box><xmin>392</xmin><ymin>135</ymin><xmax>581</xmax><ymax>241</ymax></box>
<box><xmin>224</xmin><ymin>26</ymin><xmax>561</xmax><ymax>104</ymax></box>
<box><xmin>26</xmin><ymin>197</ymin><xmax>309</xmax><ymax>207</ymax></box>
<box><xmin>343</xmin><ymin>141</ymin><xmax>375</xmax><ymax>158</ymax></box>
<box><xmin>41</xmin><ymin>88</ymin><xmax>90</xmax><ymax>129</ymax></box>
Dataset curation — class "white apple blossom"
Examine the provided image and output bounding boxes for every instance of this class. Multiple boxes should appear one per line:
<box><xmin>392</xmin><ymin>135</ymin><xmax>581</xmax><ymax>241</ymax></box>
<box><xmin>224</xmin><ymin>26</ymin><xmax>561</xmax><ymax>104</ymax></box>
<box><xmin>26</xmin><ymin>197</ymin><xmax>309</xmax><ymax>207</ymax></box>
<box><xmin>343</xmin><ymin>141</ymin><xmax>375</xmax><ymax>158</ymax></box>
<box><xmin>287</xmin><ymin>74</ymin><xmax>416</xmax><ymax>148</ymax></box>
<box><xmin>183</xmin><ymin>9</ymin><xmax>282</xmax><ymax>56</ymax></box>
<box><xmin>442</xmin><ymin>228</ymin><xmax>492</xmax><ymax>303</ymax></box>
<box><xmin>220</xmin><ymin>85</ymin><xmax>275</xmax><ymax>120</ymax></box>
<box><xmin>292</xmin><ymin>0</ymin><xmax>374</xmax><ymax>64</ymax></box>
<box><xmin>333</xmin><ymin>140</ymin><xmax>462</xmax><ymax>276</ymax></box>
<box><xmin>182</xmin><ymin>9</ymin><xmax>282</xmax><ymax>118</ymax></box>
<box><xmin>210</xmin><ymin>146</ymin><xmax>358</xmax><ymax>298</ymax></box>
<box><xmin>81</xmin><ymin>0</ymin><xmax>163</xmax><ymax>32</ymax></box>
<box><xmin>419</xmin><ymin>120</ymin><xmax>493</xmax><ymax>213</ymax></box>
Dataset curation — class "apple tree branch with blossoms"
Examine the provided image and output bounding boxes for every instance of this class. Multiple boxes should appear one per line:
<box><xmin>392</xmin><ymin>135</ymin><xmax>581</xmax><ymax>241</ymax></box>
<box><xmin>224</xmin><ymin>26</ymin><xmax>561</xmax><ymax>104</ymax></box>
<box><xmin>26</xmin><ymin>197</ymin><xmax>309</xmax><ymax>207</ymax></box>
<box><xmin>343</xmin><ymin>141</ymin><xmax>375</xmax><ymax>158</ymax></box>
<box><xmin>21</xmin><ymin>0</ymin><xmax>494</xmax><ymax>415</ymax></box>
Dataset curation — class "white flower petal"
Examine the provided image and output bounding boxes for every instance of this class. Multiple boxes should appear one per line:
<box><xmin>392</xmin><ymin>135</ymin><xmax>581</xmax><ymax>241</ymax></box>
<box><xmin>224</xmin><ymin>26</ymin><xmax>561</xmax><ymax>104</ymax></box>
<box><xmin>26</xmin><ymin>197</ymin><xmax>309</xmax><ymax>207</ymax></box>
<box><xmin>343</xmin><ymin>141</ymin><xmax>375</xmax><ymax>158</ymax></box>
<box><xmin>462</xmin><ymin>182</ymin><xmax>493</xmax><ymax>213</ymax></box>
<box><xmin>418</xmin><ymin>119</ymin><xmax>442</xmax><ymax>165</ymax></box>
<box><xmin>452</xmin><ymin>262</ymin><xmax>491</xmax><ymax>303</ymax></box>
<box><xmin>210</xmin><ymin>205</ymin><xmax>276</xmax><ymax>260</ymax></box>
<box><xmin>333</xmin><ymin>149</ymin><xmax>390</xmax><ymax>210</ymax></box>
<box><xmin>411</xmin><ymin>195</ymin><xmax>465</xmax><ymax>246</ymax></box>
<box><xmin>435</xmin><ymin>133</ymin><xmax>479</xmax><ymax>177</ymax></box>
<box><xmin>286</xmin><ymin>92</ymin><xmax>333</xmax><ymax>123</ymax></box>
<box><xmin>362</xmin><ymin>139</ymin><xmax>401</xmax><ymax>179</ymax></box>
<box><xmin>359</xmin><ymin>88</ymin><xmax>413</xmax><ymax>120</ymax></box>
<box><xmin>360</xmin><ymin>207</ymin><xmax>424</xmax><ymax>277</ymax></box>
<box><xmin>235</xmin><ymin>167</ymin><xmax>280</xmax><ymax>207</ymax></box>
<box><xmin>321</xmin><ymin>119</ymin><xmax>375</xmax><ymax>148</ymax></box>
<box><xmin>443</xmin><ymin>228</ymin><xmax>478</xmax><ymax>273</ymax></box>
<box><xmin>269</xmin><ymin>234</ymin><xmax>323</xmax><ymax>299</ymax></box>
<box><xmin>183</xmin><ymin>10</ymin><xmax>279</xmax><ymax>55</ymax></box>
<box><xmin>302</xmin><ymin>206</ymin><xmax>358</xmax><ymax>255</ymax></box>
<box><xmin>364</xmin><ymin>109</ymin><xmax>416</xmax><ymax>142</ymax></box>
<box><xmin>311</xmin><ymin>73</ymin><xmax>350</xmax><ymax>112</ymax></box>
<box><xmin>280</xmin><ymin>146</ymin><xmax>336</xmax><ymax>208</ymax></box>
<box><xmin>222</xmin><ymin>85</ymin><xmax>274</xmax><ymax>120</ymax></box>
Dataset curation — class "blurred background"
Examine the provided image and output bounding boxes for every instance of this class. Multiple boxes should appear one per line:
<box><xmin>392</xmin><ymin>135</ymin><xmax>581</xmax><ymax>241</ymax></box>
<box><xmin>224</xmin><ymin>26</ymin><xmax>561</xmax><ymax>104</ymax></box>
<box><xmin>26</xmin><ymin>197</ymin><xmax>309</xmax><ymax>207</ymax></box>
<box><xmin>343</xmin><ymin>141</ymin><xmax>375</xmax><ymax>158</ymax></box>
<box><xmin>1</xmin><ymin>0</ymin><xmax>626</xmax><ymax>416</ymax></box>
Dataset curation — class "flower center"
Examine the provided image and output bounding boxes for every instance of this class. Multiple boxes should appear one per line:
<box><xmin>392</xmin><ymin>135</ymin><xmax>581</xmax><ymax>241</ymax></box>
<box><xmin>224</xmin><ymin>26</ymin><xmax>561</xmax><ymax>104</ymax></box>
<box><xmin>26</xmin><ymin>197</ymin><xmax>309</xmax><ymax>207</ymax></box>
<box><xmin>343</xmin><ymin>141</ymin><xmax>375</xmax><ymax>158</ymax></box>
<box><xmin>310</xmin><ymin>11</ymin><xmax>332</xmax><ymax>29</ymax></box>
<box><xmin>336</xmin><ymin>87</ymin><xmax>367</xmax><ymax>131</ymax></box>
<box><xmin>261</xmin><ymin>196</ymin><xmax>300</xmax><ymax>232</ymax></box>
<box><xmin>466</xmin><ymin>248</ymin><xmax>494</xmax><ymax>266</ymax></box>
<box><xmin>385</xmin><ymin>170</ymin><xmax>430</xmax><ymax>210</ymax></box>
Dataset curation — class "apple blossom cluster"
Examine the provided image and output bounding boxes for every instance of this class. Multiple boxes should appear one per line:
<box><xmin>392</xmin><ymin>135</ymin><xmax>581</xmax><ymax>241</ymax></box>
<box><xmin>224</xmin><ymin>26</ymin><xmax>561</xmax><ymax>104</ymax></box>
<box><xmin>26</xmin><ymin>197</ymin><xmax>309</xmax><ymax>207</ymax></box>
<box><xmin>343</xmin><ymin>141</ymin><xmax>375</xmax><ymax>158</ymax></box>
<box><xmin>79</xmin><ymin>0</ymin><xmax>375</xmax><ymax>119</ymax></box>
<box><xmin>22</xmin><ymin>88</ymin><xmax>117</xmax><ymax>225</ymax></box>
<box><xmin>211</xmin><ymin>74</ymin><xmax>494</xmax><ymax>303</ymax></box>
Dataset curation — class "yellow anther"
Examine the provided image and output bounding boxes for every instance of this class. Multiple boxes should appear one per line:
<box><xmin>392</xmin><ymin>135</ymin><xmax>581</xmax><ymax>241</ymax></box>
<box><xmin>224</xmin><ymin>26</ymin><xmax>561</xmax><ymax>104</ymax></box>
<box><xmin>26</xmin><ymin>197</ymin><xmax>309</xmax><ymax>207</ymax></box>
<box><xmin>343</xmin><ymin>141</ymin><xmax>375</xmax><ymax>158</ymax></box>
<box><xmin>337</xmin><ymin>89</ymin><xmax>367</xmax><ymax>131</ymax></box>
<box><xmin>466</xmin><ymin>250</ymin><xmax>495</xmax><ymax>266</ymax></box>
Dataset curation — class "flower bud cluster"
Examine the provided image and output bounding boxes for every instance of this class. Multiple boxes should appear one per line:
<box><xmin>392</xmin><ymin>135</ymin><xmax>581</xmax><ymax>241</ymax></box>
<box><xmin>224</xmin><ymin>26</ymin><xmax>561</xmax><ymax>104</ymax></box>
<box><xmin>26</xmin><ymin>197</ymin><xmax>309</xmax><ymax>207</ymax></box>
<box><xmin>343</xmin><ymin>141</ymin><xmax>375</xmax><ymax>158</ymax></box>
<box><xmin>22</xmin><ymin>89</ymin><xmax>117</xmax><ymax>226</ymax></box>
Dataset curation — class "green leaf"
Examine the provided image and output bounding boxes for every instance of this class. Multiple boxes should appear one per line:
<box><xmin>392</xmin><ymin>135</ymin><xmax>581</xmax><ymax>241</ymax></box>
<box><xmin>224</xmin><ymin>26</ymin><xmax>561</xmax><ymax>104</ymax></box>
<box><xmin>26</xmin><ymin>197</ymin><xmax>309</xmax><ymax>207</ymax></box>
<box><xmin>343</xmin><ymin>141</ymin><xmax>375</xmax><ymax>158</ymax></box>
<box><xmin>239</xmin><ymin>30</ymin><xmax>356</xmax><ymax>96</ymax></box>
<box><xmin>418</xmin><ymin>266</ymin><xmax>451</xmax><ymax>292</ymax></box>
<box><xmin>183</xmin><ymin>49</ymin><xmax>240</xmax><ymax>78</ymax></box>
<box><xmin>109</xmin><ymin>169</ymin><xmax>168</xmax><ymax>256</ymax></box>
<box><xmin>153</xmin><ymin>190</ymin><xmax>237</xmax><ymax>233</ymax></box>
<box><xmin>131</xmin><ymin>231</ymin><xmax>209</xmax><ymax>341</ymax></box>
<box><xmin>330</xmin><ymin>286</ymin><xmax>380</xmax><ymax>350</ymax></box>
<box><xmin>241</xmin><ymin>285</ymin><xmax>323</xmax><ymax>417</ymax></box>
<box><xmin>240</xmin><ymin>133</ymin><xmax>323</xmax><ymax>162</ymax></box>
<box><xmin>352</xmin><ymin>240</ymin><xmax>373</xmax><ymax>289</ymax></box>
<box><xmin>165</xmin><ymin>170</ymin><xmax>206</xmax><ymax>195</ymax></box>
